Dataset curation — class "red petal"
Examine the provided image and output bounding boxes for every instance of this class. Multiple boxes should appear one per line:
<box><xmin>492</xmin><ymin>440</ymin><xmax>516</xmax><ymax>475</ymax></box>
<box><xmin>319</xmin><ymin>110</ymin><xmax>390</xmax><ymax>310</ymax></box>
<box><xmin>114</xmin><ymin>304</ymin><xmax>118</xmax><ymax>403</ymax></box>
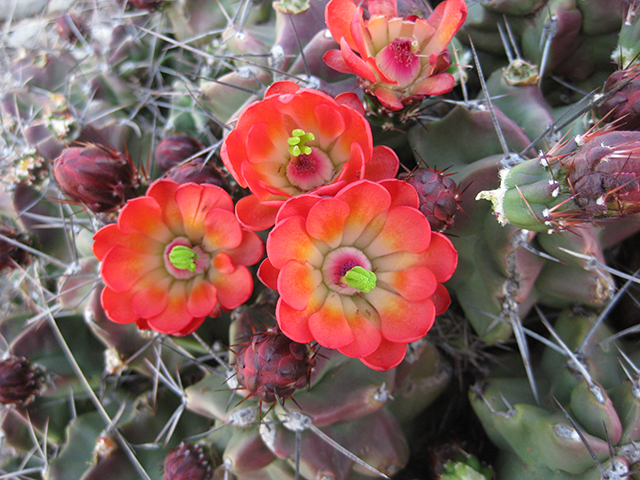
<box><xmin>418</xmin><ymin>232</ymin><xmax>458</xmax><ymax>282</ymax></box>
<box><xmin>93</xmin><ymin>224</ymin><xmax>163</xmax><ymax>260</ymax></box>
<box><xmin>146</xmin><ymin>180</ymin><xmax>185</xmax><ymax>236</ymax></box>
<box><xmin>374</xmin><ymin>87</ymin><xmax>404</xmax><ymax>111</ymax></box>
<box><xmin>146</xmin><ymin>282</ymin><xmax>195</xmax><ymax>335</ymax></box>
<box><xmin>220</xmin><ymin>130</ymin><xmax>248</xmax><ymax>188</ymax></box>
<box><xmin>306</xmin><ymin>198</ymin><xmax>350</xmax><ymax>248</ymax></box>
<box><xmin>335</xmin><ymin>92</ymin><xmax>365</xmax><ymax>115</ymax></box>
<box><xmin>225</xmin><ymin>230</ymin><xmax>264</xmax><ymax>267</ymax></box>
<box><xmin>257</xmin><ymin>258</ymin><xmax>280</xmax><ymax>290</ymax></box>
<box><xmin>361</xmin><ymin>338</ymin><xmax>407</xmax><ymax>371</ymax></box>
<box><xmin>236</xmin><ymin>194</ymin><xmax>280</xmax><ymax>231</ymax></box>
<box><xmin>325</xmin><ymin>0</ymin><xmax>359</xmax><ymax>48</ymax></box>
<box><xmin>379</xmin><ymin>178</ymin><xmax>420</xmax><ymax>208</ymax></box>
<box><xmin>366</xmin><ymin>206</ymin><xmax>431</xmax><ymax>257</ymax></box>
<box><xmin>275</xmin><ymin>195</ymin><xmax>322</xmax><ymax>224</ymax></box>
<box><xmin>101</xmin><ymin>245</ymin><xmax>163</xmax><ymax>292</ymax></box>
<box><xmin>308</xmin><ymin>291</ymin><xmax>355</xmax><ymax>349</ymax></box>
<box><xmin>412</xmin><ymin>72</ymin><xmax>456</xmax><ymax>96</ymax></box>
<box><xmin>336</xmin><ymin>180</ymin><xmax>391</xmax><ymax>245</ymax></box>
<box><xmin>175</xmin><ymin>183</ymin><xmax>233</xmax><ymax>241</ymax></box>
<box><xmin>118</xmin><ymin>197</ymin><xmax>173</xmax><ymax>243</ymax></box>
<box><xmin>278</xmin><ymin>260</ymin><xmax>323</xmax><ymax>311</ymax></box>
<box><xmin>130</xmin><ymin>271</ymin><xmax>171</xmax><ymax>318</ymax></box>
<box><xmin>313</xmin><ymin>102</ymin><xmax>346</xmax><ymax>150</ymax></box>
<box><xmin>367</xmin><ymin>0</ymin><xmax>397</xmax><ymax>17</ymax></box>
<box><xmin>203</xmin><ymin>208</ymin><xmax>243</xmax><ymax>251</ymax></box>
<box><xmin>323</xmin><ymin>50</ymin><xmax>356</xmax><ymax>75</ymax></box>
<box><xmin>276</xmin><ymin>288</ymin><xmax>328</xmax><ymax>343</ymax></box>
<box><xmin>337</xmin><ymin>296</ymin><xmax>381</xmax><ymax>358</ymax></box>
<box><xmin>431</xmin><ymin>283</ymin><xmax>451</xmax><ymax>315</ymax></box>
<box><xmin>101</xmin><ymin>285</ymin><xmax>139</xmax><ymax>325</ymax></box>
<box><xmin>364</xmin><ymin>146</ymin><xmax>399</xmax><ymax>181</ymax></box>
<box><xmin>340</xmin><ymin>38</ymin><xmax>377</xmax><ymax>83</ymax></box>
<box><xmin>377</xmin><ymin>266</ymin><xmax>437</xmax><ymax>301</ymax></box>
<box><xmin>267</xmin><ymin>215</ymin><xmax>324</xmax><ymax>269</ymax></box>
<box><xmin>211</xmin><ymin>265</ymin><xmax>254</xmax><ymax>310</ymax></box>
<box><xmin>186</xmin><ymin>277</ymin><xmax>218</xmax><ymax>317</ymax></box>
<box><xmin>425</xmin><ymin>0</ymin><xmax>467</xmax><ymax>54</ymax></box>
<box><xmin>366</xmin><ymin>288</ymin><xmax>435</xmax><ymax>343</ymax></box>
<box><xmin>265</xmin><ymin>81</ymin><xmax>300</xmax><ymax>97</ymax></box>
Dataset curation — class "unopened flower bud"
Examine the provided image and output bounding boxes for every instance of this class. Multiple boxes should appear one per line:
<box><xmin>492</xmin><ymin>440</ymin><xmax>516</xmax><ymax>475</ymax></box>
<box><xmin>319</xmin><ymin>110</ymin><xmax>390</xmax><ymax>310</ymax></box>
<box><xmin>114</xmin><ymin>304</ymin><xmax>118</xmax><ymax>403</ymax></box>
<box><xmin>155</xmin><ymin>135</ymin><xmax>204</xmax><ymax>172</ymax></box>
<box><xmin>0</xmin><ymin>356</ymin><xmax>44</xmax><ymax>406</ymax></box>
<box><xmin>53</xmin><ymin>144</ymin><xmax>140</xmax><ymax>213</ymax></box>
<box><xmin>0</xmin><ymin>224</ymin><xmax>32</xmax><ymax>272</ymax></box>
<box><xmin>166</xmin><ymin>157</ymin><xmax>228</xmax><ymax>189</ymax></box>
<box><xmin>164</xmin><ymin>443</ymin><xmax>215</xmax><ymax>480</ymax></box>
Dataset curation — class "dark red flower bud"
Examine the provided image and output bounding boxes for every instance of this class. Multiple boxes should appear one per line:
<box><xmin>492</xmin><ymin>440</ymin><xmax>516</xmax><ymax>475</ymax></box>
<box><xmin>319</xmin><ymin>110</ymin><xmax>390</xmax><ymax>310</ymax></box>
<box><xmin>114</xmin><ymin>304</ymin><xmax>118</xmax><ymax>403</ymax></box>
<box><xmin>0</xmin><ymin>224</ymin><xmax>32</xmax><ymax>272</ymax></box>
<box><xmin>0</xmin><ymin>356</ymin><xmax>44</xmax><ymax>406</ymax></box>
<box><xmin>166</xmin><ymin>157</ymin><xmax>228</xmax><ymax>189</ymax></box>
<box><xmin>399</xmin><ymin>167</ymin><xmax>460</xmax><ymax>231</ymax></box>
<box><xmin>164</xmin><ymin>443</ymin><xmax>214</xmax><ymax>480</ymax></box>
<box><xmin>118</xmin><ymin>0</ymin><xmax>166</xmax><ymax>12</ymax></box>
<box><xmin>600</xmin><ymin>64</ymin><xmax>640</xmax><ymax>131</ymax></box>
<box><xmin>155</xmin><ymin>135</ymin><xmax>204</xmax><ymax>172</ymax></box>
<box><xmin>53</xmin><ymin>144</ymin><xmax>140</xmax><ymax>213</ymax></box>
<box><xmin>235</xmin><ymin>325</ymin><xmax>315</xmax><ymax>404</ymax></box>
<box><xmin>56</xmin><ymin>13</ymin><xmax>89</xmax><ymax>44</ymax></box>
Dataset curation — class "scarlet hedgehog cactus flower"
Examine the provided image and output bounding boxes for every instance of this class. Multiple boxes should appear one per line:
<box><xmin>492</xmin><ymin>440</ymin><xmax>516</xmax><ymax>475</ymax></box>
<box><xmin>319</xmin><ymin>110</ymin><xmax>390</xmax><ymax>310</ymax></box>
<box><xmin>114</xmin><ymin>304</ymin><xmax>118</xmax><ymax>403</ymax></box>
<box><xmin>220</xmin><ymin>80</ymin><xmax>399</xmax><ymax>231</ymax></box>
<box><xmin>92</xmin><ymin>180</ymin><xmax>263</xmax><ymax>336</ymax></box>
<box><xmin>324</xmin><ymin>0</ymin><xmax>467</xmax><ymax>111</ymax></box>
<box><xmin>258</xmin><ymin>179</ymin><xmax>458</xmax><ymax>371</ymax></box>
<box><xmin>234</xmin><ymin>324</ymin><xmax>316</xmax><ymax>404</ymax></box>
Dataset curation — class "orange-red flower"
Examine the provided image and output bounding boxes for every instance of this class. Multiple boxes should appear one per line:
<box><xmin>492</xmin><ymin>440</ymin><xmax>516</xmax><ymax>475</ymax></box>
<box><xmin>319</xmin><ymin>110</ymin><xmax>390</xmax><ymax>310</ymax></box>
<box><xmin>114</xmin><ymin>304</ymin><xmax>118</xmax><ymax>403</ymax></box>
<box><xmin>220</xmin><ymin>81</ymin><xmax>399</xmax><ymax>231</ymax></box>
<box><xmin>92</xmin><ymin>180</ymin><xmax>264</xmax><ymax>336</ymax></box>
<box><xmin>324</xmin><ymin>0</ymin><xmax>467</xmax><ymax>111</ymax></box>
<box><xmin>258</xmin><ymin>179</ymin><xmax>458</xmax><ymax>371</ymax></box>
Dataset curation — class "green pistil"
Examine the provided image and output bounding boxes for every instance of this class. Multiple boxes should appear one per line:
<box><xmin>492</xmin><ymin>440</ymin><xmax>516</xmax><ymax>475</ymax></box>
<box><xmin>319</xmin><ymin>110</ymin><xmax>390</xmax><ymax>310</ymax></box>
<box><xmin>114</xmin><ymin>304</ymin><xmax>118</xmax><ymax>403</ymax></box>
<box><xmin>288</xmin><ymin>129</ymin><xmax>315</xmax><ymax>157</ymax></box>
<box><xmin>169</xmin><ymin>245</ymin><xmax>199</xmax><ymax>272</ymax></box>
<box><xmin>343</xmin><ymin>266</ymin><xmax>377</xmax><ymax>293</ymax></box>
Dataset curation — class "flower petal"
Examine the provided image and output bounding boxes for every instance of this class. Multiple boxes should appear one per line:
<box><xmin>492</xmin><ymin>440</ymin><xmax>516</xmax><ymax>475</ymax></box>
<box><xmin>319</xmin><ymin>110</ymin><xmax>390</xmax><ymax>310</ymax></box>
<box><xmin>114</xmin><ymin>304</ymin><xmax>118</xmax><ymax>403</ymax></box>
<box><xmin>377</xmin><ymin>265</ymin><xmax>437</xmax><ymax>301</ymax></box>
<box><xmin>146</xmin><ymin>282</ymin><xmax>195</xmax><ymax>335</ymax></box>
<box><xmin>175</xmin><ymin>183</ymin><xmax>234</xmax><ymax>242</ymax></box>
<box><xmin>265</xmin><ymin>81</ymin><xmax>300</xmax><ymax>97</ymax></box>
<box><xmin>366</xmin><ymin>288</ymin><xmax>435</xmax><ymax>343</ymax></box>
<box><xmin>424</xmin><ymin>0</ymin><xmax>467</xmax><ymax>54</ymax></box>
<box><xmin>130</xmin><ymin>270</ymin><xmax>172</xmax><ymax>318</ymax></box>
<box><xmin>339</xmin><ymin>37</ymin><xmax>377</xmax><ymax>83</ymax></box>
<box><xmin>236</xmin><ymin>194</ymin><xmax>280</xmax><ymax>232</ymax></box>
<box><xmin>101</xmin><ymin>245</ymin><xmax>163</xmax><ymax>293</ymax></box>
<box><xmin>431</xmin><ymin>283</ymin><xmax>451</xmax><ymax>315</ymax></box>
<box><xmin>258</xmin><ymin>258</ymin><xmax>280</xmax><ymax>290</ymax></box>
<box><xmin>326</xmin><ymin>0</ymin><xmax>360</xmax><ymax>49</ymax></box>
<box><xmin>187</xmin><ymin>277</ymin><xmax>218</xmax><ymax>317</ymax></box>
<box><xmin>323</xmin><ymin>49</ymin><xmax>356</xmax><ymax>75</ymax></box>
<box><xmin>374</xmin><ymin>87</ymin><xmax>404</xmax><ymax>111</ymax></box>
<box><xmin>146</xmin><ymin>180</ymin><xmax>185</xmax><ymax>236</ymax></box>
<box><xmin>278</xmin><ymin>260</ymin><xmax>323</xmax><ymax>311</ymax></box>
<box><xmin>366</xmin><ymin>206</ymin><xmax>431</xmax><ymax>257</ymax></box>
<box><xmin>267</xmin><ymin>215</ymin><xmax>324</xmax><ymax>269</ymax></box>
<box><xmin>367</xmin><ymin>0</ymin><xmax>397</xmax><ymax>18</ymax></box>
<box><xmin>308</xmin><ymin>291</ymin><xmax>355</xmax><ymax>349</ymax></box>
<box><xmin>202</xmin><ymin>208</ymin><xmax>243</xmax><ymax>251</ymax></box>
<box><xmin>118</xmin><ymin>197</ymin><xmax>173</xmax><ymax>242</ymax></box>
<box><xmin>276</xmin><ymin>195</ymin><xmax>322</xmax><ymax>224</ymax></box>
<box><xmin>306</xmin><ymin>198</ymin><xmax>350</xmax><ymax>248</ymax></box>
<box><xmin>225</xmin><ymin>230</ymin><xmax>264</xmax><ymax>266</ymax></box>
<box><xmin>93</xmin><ymin>224</ymin><xmax>163</xmax><ymax>260</ymax></box>
<box><xmin>101</xmin><ymin>285</ymin><xmax>138</xmax><ymax>325</ymax></box>
<box><xmin>337</xmin><ymin>296</ymin><xmax>382</xmax><ymax>358</ymax></box>
<box><xmin>412</xmin><ymin>72</ymin><xmax>456</xmax><ymax>96</ymax></box>
<box><xmin>379</xmin><ymin>178</ymin><xmax>420</xmax><ymax>208</ymax></box>
<box><xmin>276</xmin><ymin>286</ymin><xmax>328</xmax><ymax>343</ymax></box>
<box><xmin>337</xmin><ymin>180</ymin><xmax>391</xmax><ymax>245</ymax></box>
<box><xmin>364</xmin><ymin>146</ymin><xmax>399</xmax><ymax>182</ymax></box>
<box><xmin>417</xmin><ymin>232</ymin><xmax>458</xmax><ymax>282</ymax></box>
<box><xmin>361</xmin><ymin>337</ymin><xmax>407</xmax><ymax>371</ymax></box>
<box><xmin>210</xmin><ymin>264</ymin><xmax>254</xmax><ymax>310</ymax></box>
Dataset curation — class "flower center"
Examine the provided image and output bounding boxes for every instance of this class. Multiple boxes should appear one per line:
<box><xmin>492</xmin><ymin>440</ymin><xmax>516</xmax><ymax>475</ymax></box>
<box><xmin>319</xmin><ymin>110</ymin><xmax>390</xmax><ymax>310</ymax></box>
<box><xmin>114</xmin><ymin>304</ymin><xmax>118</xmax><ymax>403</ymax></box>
<box><xmin>285</xmin><ymin>148</ymin><xmax>336</xmax><ymax>192</ymax></box>
<box><xmin>389</xmin><ymin>38</ymin><xmax>419</xmax><ymax>67</ymax></box>
<box><xmin>164</xmin><ymin>238</ymin><xmax>210</xmax><ymax>280</ymax></box>
<box><xmin>375</xmin><ymin>37</ymin><xmax>421</xmax><ymax>88</ymax></box>
<box><xmin>288</xmin><ymin>129</ymin><xmax>315</xmax><ymax>157</ymax></box>
<box><xmin>322</xmin><ymin>247</ymin><xmax>373</xmax><ymax>295</ymax></box>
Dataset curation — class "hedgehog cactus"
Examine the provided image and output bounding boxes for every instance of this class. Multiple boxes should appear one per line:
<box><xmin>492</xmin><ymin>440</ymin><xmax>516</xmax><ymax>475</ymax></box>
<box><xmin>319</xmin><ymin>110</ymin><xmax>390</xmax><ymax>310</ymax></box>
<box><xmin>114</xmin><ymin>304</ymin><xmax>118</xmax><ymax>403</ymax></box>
<box><xmin>6</xmin><ymin>0</ymin><xmax>640</xmax><ymax>479</ymax></box>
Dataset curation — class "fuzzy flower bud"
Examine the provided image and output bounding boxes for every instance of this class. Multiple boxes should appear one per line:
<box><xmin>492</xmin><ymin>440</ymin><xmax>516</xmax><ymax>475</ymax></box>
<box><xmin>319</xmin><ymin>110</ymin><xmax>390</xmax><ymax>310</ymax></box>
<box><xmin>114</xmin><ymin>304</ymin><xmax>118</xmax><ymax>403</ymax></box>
<box><xmin>53</xmin><ymin>144</ymin><xmax>140</xmax><ymax>213</ymax></box>
<box><xmin>0</xmin><ymin>356</ymin><xmax>44</xmax><ymax>406</ymax></box>
<box><xmin>235</xmin><ymin>325</ymin><xmax>316</xmax><ymax>404</ymax></box>
<box><xmin>164</xmin><ymin>443</ymin><xmax>215</xmax><ymax>480</ymax></box>
<box><xmin>400</xmin><ymin>167</ymin><xmax>459</xmax><ymax>231</ymax></box>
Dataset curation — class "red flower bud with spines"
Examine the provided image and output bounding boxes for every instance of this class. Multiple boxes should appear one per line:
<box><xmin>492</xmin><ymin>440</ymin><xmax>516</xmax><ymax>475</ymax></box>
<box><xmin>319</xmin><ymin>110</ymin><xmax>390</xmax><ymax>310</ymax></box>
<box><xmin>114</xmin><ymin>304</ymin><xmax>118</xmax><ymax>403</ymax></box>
<box><xmin>155</xmin><ymin>135</ymin><xmax>205</xmax><ymax>172</ymax></box>
<box><xmin>600</xmin><ymin>64</ymin><xmax>640</xmax><ymax>131</ymax></box>
<box><xmin>235</xmin><ymin>325</ymin><xmax>316</xmax><ymax>404</ymax></box>
<box><xmin>166</xmin><ymin>158</ymin><xmax>228</xmax><ymax>190</ymax></box>
<box><xmin>53</xmin><ymin>144</ymin><xmax>140</xmax><ymax>213</ymax></box>
<box><xmin>399</xmin><ymin>167</ymin><xmax>460</xmax><ymax>231</ymax></box>
<box><xmin>164</xmin><ymin>443</ymin><xmax>214</xmax><ymax>480</ymax></box>
<box><xmin>0</xmin><ymin>356</ymin><xmax>44</xmax><ymax>406</ymax></box>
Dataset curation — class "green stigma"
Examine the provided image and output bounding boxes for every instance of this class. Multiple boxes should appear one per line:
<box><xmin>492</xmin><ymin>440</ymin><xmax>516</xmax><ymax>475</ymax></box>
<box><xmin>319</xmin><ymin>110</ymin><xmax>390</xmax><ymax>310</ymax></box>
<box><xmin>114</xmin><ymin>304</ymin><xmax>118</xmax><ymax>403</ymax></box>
<box><xmin>168</xmin><ymin>245</ymin><xmax>199</xmax><ymax>272</ymax></box>
<box><xmin>343</xmin><ymin>266</ymin><xmax>377</xmax><ymax>293</ymax></box>
<box><xmin>288</xmin><ymin>129</ymin><xmax>315</xmax><ymax>157</ymax></box>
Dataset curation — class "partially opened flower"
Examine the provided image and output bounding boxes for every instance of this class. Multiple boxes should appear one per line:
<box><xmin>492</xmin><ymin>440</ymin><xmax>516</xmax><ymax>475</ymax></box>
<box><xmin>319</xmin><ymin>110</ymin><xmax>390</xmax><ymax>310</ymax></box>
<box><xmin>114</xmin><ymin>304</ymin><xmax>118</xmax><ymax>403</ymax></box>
<box><xmin>220</xmin><ymin>81</ymin><xmax>399</xmax><ymax>231</ymax></box>
<box><xmin>93</xmin><ymin>180</ymin><xmax>264</xmax><ymax>336</ymax></box>
<box><xmin>324</xmin><ymin>0</ymin><xmax>467</xmax><ymax>111</ymax></box>
<box><xmin>258</xmin><ymin>179</ymin><xmax>458</xmax><ymax>370</ymax></box>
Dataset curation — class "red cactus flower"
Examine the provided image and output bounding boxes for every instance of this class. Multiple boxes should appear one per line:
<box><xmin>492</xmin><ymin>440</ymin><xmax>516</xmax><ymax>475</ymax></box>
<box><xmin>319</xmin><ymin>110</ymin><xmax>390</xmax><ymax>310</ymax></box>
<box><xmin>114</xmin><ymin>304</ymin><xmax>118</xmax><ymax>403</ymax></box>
<box><xmin>92</xmin><ymin>180</ymin><xmax>264</xmax><ymax>336</ymax></box>
<box><xmin>324</xmin><ymin>0</ymin><xmax>467</xmax><ymax>111</ymax></box>
<box><xmin>258</xmin><ymin>179</ymin><xmax>458</xmax><ymax>371</ymax></box>
<box><xmin>220</xmin><ymin>81</ymin><xmax>399</xmax><ymax>231</ymax></box>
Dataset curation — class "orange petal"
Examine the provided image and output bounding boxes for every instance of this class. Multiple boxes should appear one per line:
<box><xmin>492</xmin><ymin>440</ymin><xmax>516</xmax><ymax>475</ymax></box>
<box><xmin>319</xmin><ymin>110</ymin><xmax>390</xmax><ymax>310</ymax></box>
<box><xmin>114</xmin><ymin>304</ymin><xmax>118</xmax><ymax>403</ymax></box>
<box><xmin>257</xmin><ymin>258</ymin><xmax>280</xmax><ymax>290</ymax></box>
<box><xmin>367</xmin><ymin>0</ymin><xmax>396</xmax><ymax>17</ymax></box>
<box><xmin>339</xmin><ymin>38</ymin><xmax>377</xmax><ymax>83</ymax></box>
<box><xmin>93</xmin><ymin>224</ymin><xmax>163</xmax><ymax>260</ymax></box>
<box><xmin>220</xmin><ymin>130</ymin><xmax>248</xmax><ymax>188</ymax></box>
<box><xmin>146</xmin><ymin>180</ymin><xmax>185</xmax><ymax>236</ymax></box>
<box><xmin>424</xmin><ymin>0</ymin><xmax>467</xmax><ymax>54</ymax></box>
<box><xmin>101</xmin><ymin>245</ymin><xmax>163</xmax><ymax>292</ymax></box>
<box><xmin>246</xmin><ymin>122</ymin><xmax>288</xmax><ymax>165</ymax></box>
<box><xmin>365</xmin><ymin>206</ymin><xmax>431</xmax><ymax>257</ymax></box>
<box><xmin>337</xmin><ymin>296</ymin><xmax>381</xmax><ymax>358</ymax></box>
<box><xmin>265</xmin><ymin>81</ymin><xmax>300</xmax><ymax>97</ymax></box>
<box><xmin>416</xmin><ymin>232</ymin><xmax>458</xmax><ymax>282</ymax></box>
<box><xmin>130</xmin><ymin>272</ymin><xmax>172</xmax><ymax>318</ymax></box>
<box><xmin>336</xmin><ymin>180</ymin><xmax>391</xmax><ymax>245</ymax></box>
<box><xmin>323</xmin><ymin>49</ymin><xmax>355</xmax><ymax>75</ymax></box>
<box><xmin>276</xmin><ymin>297</ymin><xmax>317</xmax><ymax>344</ymax></box>
<box><xmin>267</xmin><ymin>215</ymin><xmax>324</xmax><ymax>269</ymax></box>
<box><xmin>431</xmin><ymin>282</ymin><xmax>452</xmax><ymax>315</ymax></box>
<box><xmin>236</xmin><ymin>194</ymin><xmax>280</xmax><ymax>232</ymax></box>
<box><xmin>325</xmin><ymin>0</ymin><xmax>360</xmax><ymax>48</ymax></box>
<box><xmin>377</xmin><ymin>266</ymin><xmax>437</xmax><ymax>301</ymax></box>
<box><xmin>306</xmin><ymin>198</ymin><xmax>350</xmax><ymax>248</ymax></box>
<box><xmin>361</xmin><ymin>337</ymin><xmax>407</xmax><ymax>371</ymax></box>
<box><xmin>308</xmin><ymin>291</ymin><xmax>355</xmax><ymax>349</ymax></box>
<box><xmin>313</xmin><ymin>103</ymin><xmax>346</xmax><ymax>151</ymax></box>
<box><xmin>202</xmin><ymin>208</ymin><xmax>243</xmax><ymax>251</ymax></box>
<box><xmin>379</xmin><ymin>178</ymin><xmax>420</xmax><ymax>208</ymax></box>
<box><xmin>101</xmin><ymin>285</ymin><xmax>139</xmax><ymax>325</ymax></box>
<box><xmin>225</xmin><ymin>230</ymin><xmax>264</xmax><ymax>267</ymax></box>
<box><xmin>278</xmin><ymin>260</ymin><xmax>323</xmax><ymax>311</ymax></box>
<box><xmin>412</xmin><ymin>72</ymin><xmax>455</xmax><ymax>96</ymax></box>
<box><xmin>364</xmin><ymin>145</ymin><xmax>399</xmax><ymax>181</ymax></box>
<box><xmin>146</xmin><ymin>282</ymin><xmax>195</xmax><ymax>335</ymax></box>
<box><xmin>334</xmin><ymin>92</ymin><xmax>365</xmax><ymax>115</ymax></box>
<box><xmin>374</xmin><ymin>87</ymin><xmax>404</xmax><ymax>111</ymax></box>
<box><xmin>187</xmin><ymin>277</ymin><xmax>218</xmax><ymax>317</ymax></box>
<box><xmin>118</xmin><ymin>197</ymin><xmax>173</xmax><ymax>243</ymax></box>
<box><xmin>175</xmin><ymin>183</ymin><xmax>234</xmax><ymax>242</ymax></box>
<box><xmin>366</xmin><ymin>288</ymin><xmax>435</xmax><ymax>343</ymax></box>
<box><xmin>211</xmin><ymin>265</ymin><xmax>253</xmax><ymax>310</ymax></box>
<box><xmin>276</xmin><ymin>195</ymin><xmax>322</xmax><ymax>224</ymax></box>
